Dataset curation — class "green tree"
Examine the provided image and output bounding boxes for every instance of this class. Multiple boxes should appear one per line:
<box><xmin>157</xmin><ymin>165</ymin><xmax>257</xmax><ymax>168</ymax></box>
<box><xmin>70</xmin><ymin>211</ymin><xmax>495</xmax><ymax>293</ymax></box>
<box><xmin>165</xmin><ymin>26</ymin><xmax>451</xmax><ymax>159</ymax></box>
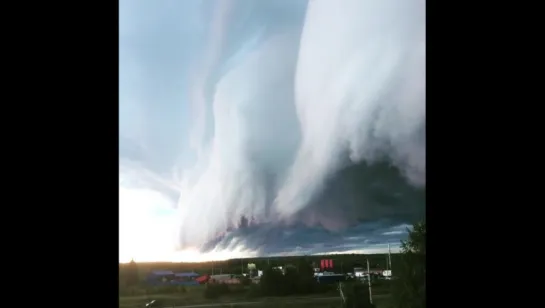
<box><xmin>295</xmin><ymin>258</ymin><xmax>317</xmax><ymax>294</ymax></box>
<box><xmin>204</xmin><ymin>283</ymin><xmax>230</xmax><ymax>299</ymax></box>
<box><xmin>343</xmin><ymin>280</ymin><xmax>374</xmax><ymax>308</ymax></box>
<box><xmin>259</xmin><ymin>266</ymin><xmax>285</xmax><ymax>296</ymax></box>
<box><xmin>283</xmin><ymin>266</ymin><xmax>299</xmax><ymax>295</ymax></box>
<box><xmin>126</xmin><ymin>259</ymin><xmax>139</xmax><ymax>286</ymax></box>
<box><xmin>391</xmin><ymin>221</ymin><xmax>426</xmax><ymax>308</ymax></box>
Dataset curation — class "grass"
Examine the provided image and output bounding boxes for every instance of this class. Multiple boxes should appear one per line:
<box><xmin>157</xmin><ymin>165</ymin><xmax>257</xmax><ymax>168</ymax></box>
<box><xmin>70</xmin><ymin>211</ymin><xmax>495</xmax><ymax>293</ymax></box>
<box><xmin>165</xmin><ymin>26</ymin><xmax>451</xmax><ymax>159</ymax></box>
<box><xmin>120</xmin><ymin>297</ymin><xmax>392</xmax><ymax>308</ymax></box>
<box><xmin>119</xmin><ymin>286</ymin><xmax>206</xmax><ymax>308</ymax></box>
<box><xmin>119</xmin><ymin>290</ymin><xmax>392</xmax><ymax>308</ymax></box>
<box><xmin>119</xmin><ymin>281</ymin><xmax>392</xmax><ymax>308</ymax></box>
<box><xmin>119</xmin><ymin>284</ymin><xmax>253</xmax><ymax>308</ymax></box>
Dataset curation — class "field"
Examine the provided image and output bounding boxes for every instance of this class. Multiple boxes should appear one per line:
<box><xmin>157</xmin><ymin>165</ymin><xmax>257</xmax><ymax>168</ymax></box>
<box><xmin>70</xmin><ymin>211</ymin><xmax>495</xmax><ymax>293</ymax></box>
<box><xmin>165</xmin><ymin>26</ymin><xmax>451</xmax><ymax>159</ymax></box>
<box><xmin>120</xmin><ymin>291</ymin><xmax>392</xmax><ymax>308</ymax></box>
<box><xmin>119</xmin><ymin>282</ymin><xmax>393</xmax><ymax>308</ymax></box>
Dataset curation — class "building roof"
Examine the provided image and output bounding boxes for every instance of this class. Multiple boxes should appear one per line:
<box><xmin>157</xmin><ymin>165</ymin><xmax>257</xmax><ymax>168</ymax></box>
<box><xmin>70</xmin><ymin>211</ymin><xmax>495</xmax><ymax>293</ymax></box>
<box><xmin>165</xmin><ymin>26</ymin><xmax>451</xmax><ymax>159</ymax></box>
<box><xmin>151</xmin><ymin>270</ymin><xmax>175</xmax><ymax>276</ymax></box>
<box><xmin>175</xmin><ymin>272</ymin><xmax>199</xmax><ymax>277</ymax></box>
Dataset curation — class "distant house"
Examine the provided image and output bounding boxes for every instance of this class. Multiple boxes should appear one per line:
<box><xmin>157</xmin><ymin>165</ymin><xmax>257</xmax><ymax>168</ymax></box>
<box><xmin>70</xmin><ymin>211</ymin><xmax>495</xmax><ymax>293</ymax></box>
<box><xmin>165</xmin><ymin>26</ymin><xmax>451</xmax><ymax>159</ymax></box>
<box><xmin>146</xmin><ymin>270</ymin><xmax>175</xmax><ymax>285</ymax></box>
<box><xmin>172</xmin><ymin>272</ymin><xmax>200</xmax><ymax>286</ymax></box>
<box><xmin>175</xmin><ymin>272</ymin><xmax>199</xmax><ymax>279</ymax></box>
<box><xmin>354</xmin><ymin>267</ymin><xmax>365</xmax><ymax>277</ymax></box>
<box><xmin>145</xmin><ymin>271</ymin><xmax>203</xmax><ymax>286</ymax></box>
<box><xmin>152</xmin><ymin>270</ymin><xmax>175</xmax><ymax>276</ymax></box>
<box><xmin>316</xmin><ymin>274</ymin><xmax>346</xmax><ymax>284</ymax></box>
<box><xmin>353</xmin><ymin>267</ymin><xmax>383</xmax><ymax>278</ymax></box>
<box><xmin>209</xmin><ymin>274</ymin><xmax>233</xmax><ymax>281</ymax></box>
<box><xmin>209</xmin><ymin>274</ymin><xmax>242</xmax><ymax>285</ymax></box>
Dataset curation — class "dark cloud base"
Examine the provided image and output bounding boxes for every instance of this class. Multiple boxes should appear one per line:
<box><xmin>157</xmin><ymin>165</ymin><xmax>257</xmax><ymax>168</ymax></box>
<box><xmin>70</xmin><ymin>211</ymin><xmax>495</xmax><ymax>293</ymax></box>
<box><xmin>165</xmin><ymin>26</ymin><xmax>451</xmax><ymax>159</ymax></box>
<box><xmin>201</xmin><ymin>159</ymin><xmax>425</xmax><ymax>255</ymax></box>
<box><xmin>121</xmin><ymin>116</ymin><xmax>425</xmax><ymax>256</ymax></box>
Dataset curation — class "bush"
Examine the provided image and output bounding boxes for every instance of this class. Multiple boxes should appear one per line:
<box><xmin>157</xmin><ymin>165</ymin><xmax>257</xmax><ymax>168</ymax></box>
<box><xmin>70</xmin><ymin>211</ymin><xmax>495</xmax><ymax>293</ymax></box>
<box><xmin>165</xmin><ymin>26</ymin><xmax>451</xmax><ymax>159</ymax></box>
<box><xmin>258</xmin><ymin>260</ymin><xmax>319</xmax><ymax>297</ymax></box>
<box><xmin>343</xmin><ymin>281</ymin><xmax>375</xmax><ymax>308</ymax></box>
<box><xmin>246</xmin><ymin>283</ymin><xmax>262</xmax><ymax>298</ymax></box>
<box><xmin>203</xmin><ymin>283</ymin><xmax>230</xmax><ymax>299</ymax></box>
<box><xmin>314</xmin><ymin>282</ymin><xmax>335</xmax><ymax>294</ymax></box>
<box><xmin>391</xmin><ymin>221</ymin><xmax>426</xmax><ymax>308</ymax></box>
<box><xmin>227</xmin><ymin>284</ymin><xmax>247</xmax><ymax>296</ymax></box>
<box><xmin>240</xmin><ymin>276</ymin><xmax>251</xmax><ymax>286</ymax></box>
<box><xmin>120</xmin><ymin>286</ymin><xmax>147</xmax><ymax>296</ymax></box>
<box><xmin>259</xmin><ymin>267</ymin><xmax>286</xmax><ymax>296</ymax></box>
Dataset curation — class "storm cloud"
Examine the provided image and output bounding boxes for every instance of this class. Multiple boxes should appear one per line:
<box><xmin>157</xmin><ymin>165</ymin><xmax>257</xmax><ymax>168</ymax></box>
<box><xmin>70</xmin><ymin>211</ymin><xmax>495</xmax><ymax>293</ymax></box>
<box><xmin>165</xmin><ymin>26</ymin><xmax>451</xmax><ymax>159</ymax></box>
<box><xmin>119</xmin><ymin>0</ymin><xmax>425</xmax><ymax>261</ymax></box>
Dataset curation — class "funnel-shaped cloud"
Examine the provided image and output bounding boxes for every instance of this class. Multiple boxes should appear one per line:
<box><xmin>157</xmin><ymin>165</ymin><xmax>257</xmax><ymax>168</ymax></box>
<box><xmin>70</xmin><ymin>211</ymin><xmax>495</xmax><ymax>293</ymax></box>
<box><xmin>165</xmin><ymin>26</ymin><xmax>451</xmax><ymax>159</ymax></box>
<box><xmin>119</xmin><ymin>0</ymin><xmax>425</xmax><ymax>261</ymax></box>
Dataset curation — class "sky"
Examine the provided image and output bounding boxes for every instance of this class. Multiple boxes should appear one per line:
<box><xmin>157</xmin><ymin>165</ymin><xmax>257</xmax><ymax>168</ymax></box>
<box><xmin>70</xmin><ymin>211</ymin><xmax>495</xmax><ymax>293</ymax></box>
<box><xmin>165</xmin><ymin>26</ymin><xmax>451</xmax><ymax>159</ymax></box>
<box><xmin>119</xmin><ymin>0</ymin><xmax>426</xmax><ymax>263</ymax></box>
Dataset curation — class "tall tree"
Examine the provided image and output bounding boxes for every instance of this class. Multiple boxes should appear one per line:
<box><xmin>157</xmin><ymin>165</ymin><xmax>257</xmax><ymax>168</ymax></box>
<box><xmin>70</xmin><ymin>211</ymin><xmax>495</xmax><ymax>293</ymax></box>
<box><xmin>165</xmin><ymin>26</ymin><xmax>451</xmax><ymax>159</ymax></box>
<box><xmin>391</xmin><ymin>221</ymin><xmax>426</xmax><ymax>308</ymax></box>
<box><xmin>126</xmin><ymin>259</ymin><xmax>139</xmax><ymax>286</ymax></box>
<box><xmin>296</xmin><ymin>257</ymin><xmax>317</xmax><ymax>294</ymax></box>
<box><xmin>259</xmin><ymin>266</ymin><xmax>285</xmax><ymax>296</ymax></box>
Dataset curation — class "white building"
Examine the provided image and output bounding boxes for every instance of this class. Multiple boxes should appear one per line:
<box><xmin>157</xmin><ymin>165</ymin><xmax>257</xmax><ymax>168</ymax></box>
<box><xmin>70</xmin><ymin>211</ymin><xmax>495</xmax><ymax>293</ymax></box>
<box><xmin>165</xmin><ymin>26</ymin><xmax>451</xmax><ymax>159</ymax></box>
<box><xmin>354</xmin><ymin>267</ymin><xmax>365</xmax><ymax>277</ymax></box>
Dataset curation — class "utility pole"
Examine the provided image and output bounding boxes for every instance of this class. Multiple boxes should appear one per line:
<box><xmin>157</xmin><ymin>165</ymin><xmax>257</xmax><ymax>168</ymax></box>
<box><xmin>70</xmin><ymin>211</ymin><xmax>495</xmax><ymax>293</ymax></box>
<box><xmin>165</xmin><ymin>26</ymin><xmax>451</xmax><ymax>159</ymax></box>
<box><xmin>388</xmin><ymin>243</ymin><xmax>392</xmax><ymax>275</ymax></box>
<box><xmin>241</xmin><ymin>259</ymin><xmax>244</xmax><ymax>275</ymax></box>
<box><xmin>367</xmin><ymin>259</ymin><xmax>373</xmax><ymax>305</ymax></box>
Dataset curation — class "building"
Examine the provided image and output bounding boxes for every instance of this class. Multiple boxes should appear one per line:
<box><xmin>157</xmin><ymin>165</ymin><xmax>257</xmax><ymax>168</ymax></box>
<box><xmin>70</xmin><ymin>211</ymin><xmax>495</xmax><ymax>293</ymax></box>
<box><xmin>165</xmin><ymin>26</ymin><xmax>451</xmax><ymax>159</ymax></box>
<box><xmin>316</xmin><ymin>274</ymin><xmax>346</xmax><ymax>284</ymax></box>
<box><xmin>209</xmin><ymin>274</ymin><xmax>242</xmax><ymax>285</ymax></box>
<box><xmin>354</xmin><ymin>267</ymin><xmax>365</xmax><ymax>277</ymax></box>
<box><xmin>172</xmin><ymin>272</ymin><xmax>200</xmax><ymax>286</ymax></box>
<box><xmin>145</xmin><ymin>270</ymin><xmax>202</xmax><ymax>286</ymax></box>
<box><xmin>354</xmin><ymin>267</ymin><xmax>383</xmax><ymax>277</ymax></box>
<box><xmin>195</xmin><ymin>274</ymin><xmax>210</xmax><ymax>284</ymax></box>
<box><xmin>146</xmin><ymin>270</ymin><xmax>175</xmax><ymax>285</ymax></box>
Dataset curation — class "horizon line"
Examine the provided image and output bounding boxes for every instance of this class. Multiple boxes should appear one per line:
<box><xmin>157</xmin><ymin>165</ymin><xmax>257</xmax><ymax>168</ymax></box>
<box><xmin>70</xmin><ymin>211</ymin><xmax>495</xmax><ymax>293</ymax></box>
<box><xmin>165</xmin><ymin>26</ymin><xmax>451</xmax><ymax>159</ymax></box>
<box><xmin>119</xmin><ymin>251</ymin><xmax>401</xmax><ymax>264</ymax></box>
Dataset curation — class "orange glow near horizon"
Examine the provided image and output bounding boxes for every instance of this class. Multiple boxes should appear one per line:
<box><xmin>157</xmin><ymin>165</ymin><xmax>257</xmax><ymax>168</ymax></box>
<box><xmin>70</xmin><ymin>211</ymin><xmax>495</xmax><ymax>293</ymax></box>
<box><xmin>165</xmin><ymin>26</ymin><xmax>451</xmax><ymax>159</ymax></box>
<box><xmin>119</xmin><ymin>247</ymin><xmax>257</xmax><ymax>264</ymax></box>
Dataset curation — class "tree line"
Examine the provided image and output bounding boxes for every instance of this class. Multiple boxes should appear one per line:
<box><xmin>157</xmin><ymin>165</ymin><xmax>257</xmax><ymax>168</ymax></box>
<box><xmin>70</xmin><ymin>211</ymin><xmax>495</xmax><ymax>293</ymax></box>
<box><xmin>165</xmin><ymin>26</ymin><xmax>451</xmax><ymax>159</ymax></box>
<box><xmin>119</xmin><ymin>253</ymin><xmax>402</xmax><ymax>282</ymax></box>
